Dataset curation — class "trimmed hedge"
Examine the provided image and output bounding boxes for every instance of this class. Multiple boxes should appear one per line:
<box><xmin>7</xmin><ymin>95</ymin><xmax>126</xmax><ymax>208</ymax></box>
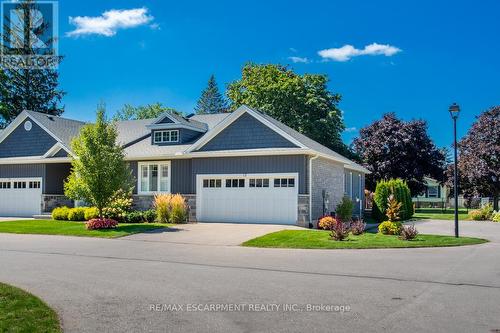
<box><xmin>372</xmin><ymin>179</ymin><xmax>414</xmax><ymax>222</ymax></box>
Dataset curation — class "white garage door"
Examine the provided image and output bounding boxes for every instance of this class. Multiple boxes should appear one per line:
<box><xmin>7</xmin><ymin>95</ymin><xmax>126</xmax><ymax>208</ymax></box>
<box><xmin>197</xmin><ymin>173</ymin><xmax>298</xmax><ymax>224</ymax></box>
<box><xmin>0</xmin><ymin>178</ymin><xmax>42</xmax><ymax>217</ymax></box>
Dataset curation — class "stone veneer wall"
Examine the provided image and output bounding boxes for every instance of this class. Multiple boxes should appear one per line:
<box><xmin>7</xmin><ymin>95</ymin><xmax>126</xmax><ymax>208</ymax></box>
<box><xmin>132</xmin><ymin>194</ymin><xmax>197</xmax><ymax>222</ymax></box>
<box><xmin>42</xmin><ymin>195</ymin><xmax>74</xmax><ymax>213</ymax></box>
<box><xmin>310</xmin><ymin>157</ymin><xmax>345</xmax><ymax>223</ymax></box>
<box><xmin>297</xmin><ymin>195</ymin><xmax>310</xmax><ymax>227</ymax></box>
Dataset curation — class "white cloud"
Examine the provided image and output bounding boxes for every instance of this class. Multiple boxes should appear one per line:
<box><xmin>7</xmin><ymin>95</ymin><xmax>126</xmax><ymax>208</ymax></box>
<box><xmin>318</xmin><ymin>43</ymin><xmax>401</xmax><ymax>62</ymax></box>
<box><xmin>67</xmin><ymin>8</ymin><xmax>154</xmax><ymax>37</ymax></box>
<box><xmin>345</xmin><ymin>127</ymin><xmax>357</xmax><ymax>133</ymax></box>
<box><xmin>288</xmin><ymin>56</ymin><xmax>310</xmax><ymax>64</ymax></box>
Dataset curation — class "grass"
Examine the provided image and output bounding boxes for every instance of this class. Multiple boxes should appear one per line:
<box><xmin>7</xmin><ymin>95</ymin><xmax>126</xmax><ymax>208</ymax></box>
<box><xmin>0</xmin><ymin>220</ymin><xmax>169</xmax><ymax>238</ymax></box>
<box><xmin>242</xmin><ymin>230</ymin><xmax>487</xmax><ymax>249</ymax></box>
<box><xmin>413</xmin><ymin>208</ymin><xmax>470</xmax><ymax>221</ymax></box>
<box><xmin>0</xmin><ymin>282</ymin><xmax>61</xmax><ymax>332</ymax></box>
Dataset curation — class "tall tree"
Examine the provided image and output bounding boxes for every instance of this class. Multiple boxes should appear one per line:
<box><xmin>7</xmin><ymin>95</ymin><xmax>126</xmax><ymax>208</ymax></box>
<box><xmin>453</xmin><ymin>106</ymin><xmax>499</xmax><ymax>210</ymax></box>
<box><xmin>0</xmin><ymin>0</ymin><xmax>65</xmax><ymax>128</ymax></box>
<box><xmin>353</xmin><ymin>113</ymin><xmax>446</xmax><ymax>195</ymax></box>
<box><xmin>65</xmin><ymin>104</ymin><xmax>132</xmax><ymax>218</ymax></box>
<box><xmin>227</xmin><ymin>63</ymin><xmax>349</xmax><ymax>156</ymax></box>
<box><xmin>195</xmin><ymin>75</ymin><xmax>228</xmax><ymax>114</ymax></box>
<box><xmin>113</xmin><ymin>103</ymin><xmax>178</xmax><ymax>121</ymax></box>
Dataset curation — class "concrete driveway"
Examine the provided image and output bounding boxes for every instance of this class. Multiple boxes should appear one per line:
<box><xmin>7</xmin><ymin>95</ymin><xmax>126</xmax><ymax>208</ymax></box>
<box><xmin>0</xmin><ymin>220</ymin><xmax>500</xmax><ymax>332</ymax></box>
<box><xmin>124</xmin><ymin>222</ymin><xmax>302</xmax><ymax>246</ymax></box>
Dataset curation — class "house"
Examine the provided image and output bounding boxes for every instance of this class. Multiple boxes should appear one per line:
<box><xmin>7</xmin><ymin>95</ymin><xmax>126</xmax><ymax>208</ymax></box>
<box><xmin>412</xmin><ymin>177</ymin><xmax>449</xmax><ymax>208</ymax></box>
<box><xmin>0</xmin><ymin>105</ymin><xmax>369</xmax><ymax>226</ymax></box>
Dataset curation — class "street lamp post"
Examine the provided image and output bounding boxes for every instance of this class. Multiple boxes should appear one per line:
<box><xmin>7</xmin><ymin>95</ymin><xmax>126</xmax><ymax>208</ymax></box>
<box><xmin>449</xmin><ymin>103</ymin><xmax>460</xmax><ymax>238</ymax></box>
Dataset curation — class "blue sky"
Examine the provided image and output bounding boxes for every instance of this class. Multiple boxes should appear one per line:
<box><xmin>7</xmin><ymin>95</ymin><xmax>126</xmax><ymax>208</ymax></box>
<box><xmin>57</xmin><ymin>0</ymin><xmax>500</xmax><ymax>148</ymax></box>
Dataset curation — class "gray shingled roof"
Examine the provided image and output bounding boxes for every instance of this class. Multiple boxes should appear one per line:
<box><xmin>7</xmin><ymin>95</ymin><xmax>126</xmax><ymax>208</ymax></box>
<box><xmin>114</xmin><ymin>118</ymin><xmax>153</xmax><ymax>145</ymax></box>
<box><xmin>26</xmin><ymin>111</ymin><xmax>86</xmax><ymax>148</ymax></box>
<box><xmin>159</xmin><ymin>113</ymin><xmax>208</xmax><ymax>131</ymax></box>
<box><xmin>189</xmin><ymin>113</ymin><xmax>231</xmax><ymax>130</ymax></box>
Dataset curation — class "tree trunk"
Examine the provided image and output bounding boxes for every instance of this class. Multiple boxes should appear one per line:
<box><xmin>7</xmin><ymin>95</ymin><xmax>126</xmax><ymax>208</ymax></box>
<box><xmin>494</xmin><ymin>193</ymin><xmax>499</xmax><ymax>211</ymax></box>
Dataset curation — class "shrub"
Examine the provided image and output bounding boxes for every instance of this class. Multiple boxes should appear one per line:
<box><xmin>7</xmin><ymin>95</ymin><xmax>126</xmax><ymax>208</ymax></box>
<box><xmin>373</xmin><ymin>179</ymin><xmax>413</xmax><ymax>222</ymax></box>
<box><xmin>103</xmin><ymin>189</ymin><xmax>133</xmax><ymax>222</ymax></box>
<box><xmin>336</xmin><ymin>196</ymin><xmax>354</xmax><ymax>222</ymax></box>
<box><xmin>481</xmin><ymin>203</ymin><xmax>494</xmax><ymax>220</ymax></box>
<box><xmin>318</xmin><ymin>216</ymin><xmax>336</xmax><ymax>230</ymax></box>
<box><xmin>142</xmin><ymin>209</ymin><xmax>157</xmax><ymax>223</ymax></box>
<box><xmin>468</xmin><ymin>204</ymin><xmax>494</xmax><ymax>221</ymax></box>
<box><xmin>319</xmin><ymin>216</ymin><xmax>350</xmax><ymax>241</ymax></box>
<box><xmin>125</xmin><ymin>211</ymin><xmax>145</xmax><ymax>223</ymax></box>
<box><xmin>67</xmin><ymin>207</ymin><xmax>86</xmax><ymax>221</ymax></box>
<box><xmin>85</xmin><ymin>218</ymin><xmax>118</xmax><ymax>230</ymax></box>
<box><xmin>386</xmin><ymin>195</ymin><xmax>402</xmax><ymax>222</ymax></box>
<box><xmin>469</xmin><ymin>209</ymin><xmax>484</xmax><ymax>221</ymax></box>
<box><xmin>154</xmin><ymin>193</ymin><xmax>172</xmax><ymax>223</ymax></box>
<box><xmin>492</xmin><ymin>211</ymin><xmax>500</xmax><ymax>222</ymax></box>
<box><xmin>399</xmin><ymin>224</ymin><xmax>419</xmax><ymax>240</ymax></box>
<box><xmin>84</xmin><ymin>207</ymin><xmax>99</xmax><ymax>221</ymax></box>
<box><xmin>378</xmin><ymin>221</ymin><xmax>402</xmax><ymax>235</ymax></box>
<box><xmin>52</xmin><ymin>206</ymin><xmax>70</xmax><ymax>220</ymax></box>
<box><xmin>350</xmin><ymin>220</ymin><xmax>366</xmax><ymax>235</ymax></box>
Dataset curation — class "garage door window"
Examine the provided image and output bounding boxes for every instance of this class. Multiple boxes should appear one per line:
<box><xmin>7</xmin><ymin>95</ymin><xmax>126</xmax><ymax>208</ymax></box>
<box><xmin>249</xmin><ymin>178</ymin><xmax>269</xmax><ymax>188</ymax></box>
<box><xmin>29</xmin><ymin>181</ymin><xmax>41</xmax><ymax>189</ymax></box>
<box><xmin>274</xmin><ymin>178</ymin><xmax>295</xmax><ymax>188</ymax></box>
<box><xmin>226</xmin><ymin>179</ymin><xmax>245</xmax><ymax>188</ymax></box>
<box><xmin>203</xmin><ymin>179</ymin><xmax>222</xmax><ymax>188</ymax></box>
<box><xmin>13</xmin><ymin>181</ymin><xmax>27</xmax><ymax>189</ymax></box>
<box><xmin>0</xmin><ymin>181</ymin><xmax>11</xmax><ymax>189</ymax></box>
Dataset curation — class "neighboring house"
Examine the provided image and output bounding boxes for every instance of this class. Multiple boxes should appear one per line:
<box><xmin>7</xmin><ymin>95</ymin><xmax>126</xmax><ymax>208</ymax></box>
<box><xmin>0</xmin><ymin>105</ymin><xmax>369</xmax><ymax>226</ymax></box>
<box><xmin>412</xmin><ymin>177</ymin><xmax>449</xmax><ymax>208</ymax></box>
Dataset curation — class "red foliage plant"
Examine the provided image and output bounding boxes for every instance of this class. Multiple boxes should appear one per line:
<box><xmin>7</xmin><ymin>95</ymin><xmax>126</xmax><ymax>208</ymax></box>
<box><xmin>86</xmin><ymin>218</ymin><xmax>118</xmax><ymax>230</ymax></box>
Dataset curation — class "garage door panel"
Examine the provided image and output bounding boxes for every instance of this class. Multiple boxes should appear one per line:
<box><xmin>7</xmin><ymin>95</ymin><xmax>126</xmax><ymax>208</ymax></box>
<box><xmin>197</xmin><ymin>174</ymin><xmax>298</xmax><ymax>224</ymax></box>
<box><xmin>0</xmin><ymin>178</ymin><xmax>42</xmax><ymax>216</ymax></box>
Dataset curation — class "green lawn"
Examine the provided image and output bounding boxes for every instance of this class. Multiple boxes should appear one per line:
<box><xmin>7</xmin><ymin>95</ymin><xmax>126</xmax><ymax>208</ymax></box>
<box><xmin>413</xmin><ymin>208</ymin><xmax>470</xmax><ymax>221</ymax></box>
<box><xmin>242</xmin><ymin>230</ymin><xmax>487</xmax><ymax>249</ymax></box>
<box><xmin>0</xmin><ymin>220</ymin><xmax>169</xmax><ymax>238</ymax></box>
<box><xmin>0</xmin><ymin>282</ymin><xmax>61</xmax><ymax>333</ymax></box>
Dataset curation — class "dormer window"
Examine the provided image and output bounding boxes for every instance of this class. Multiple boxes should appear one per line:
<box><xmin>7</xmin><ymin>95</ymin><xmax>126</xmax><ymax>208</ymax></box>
<box><xmin>154</xmin><ymin>130</ymin><xmax>179</xmax><ymax>143</ymax></box>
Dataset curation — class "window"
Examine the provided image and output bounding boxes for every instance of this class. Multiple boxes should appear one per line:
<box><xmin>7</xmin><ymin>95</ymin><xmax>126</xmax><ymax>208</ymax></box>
<box><xmin>13</xmin><ymin>181</ymin><xmax>26</xmax><ymax>189</ymax></box>
<box><xmin>138</xmin><ymin>162</ymin><xmax>170</xmax><ymax>193</ymax></box>
<box><xmin>29</xmin><ymin>181</ymin><xmax>41</xmax><ymax>189</ymax></box>
<box><xmin>249</xmin><ymin>178</ymin><xmax>269</xmax><ymax>188</ymax></box>
<box><xmin>203</xmin><ymin>179</ymin><xmax>222</xmax><ymax>188</ymax></box>
<box><xmin>0</xmin><ymin>181</ymin><xmax>11</xmax><ymax>189</ymax></box>
<box><xmin>427</xmin><ymin>186</ymin><xmax>439</xmax><ymax>198</ymax></box>
<box><xmin>273</xmin><ymin>178</ymin><xmax>295</xmax><ymax>188</ymax></box>
<box><xmin>226</xmin><ymin>179</ymin><xmax>245</xmax><ymax>188</ymax></box>
<box><xmin>153</xmin><ymin>130</ymin><xmax>179</xmax><ymax>143</ymax></box>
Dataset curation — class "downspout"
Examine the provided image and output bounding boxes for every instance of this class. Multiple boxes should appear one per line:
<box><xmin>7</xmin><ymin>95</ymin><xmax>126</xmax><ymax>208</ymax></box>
<box><xmin>309</xmin><ymin>154</ymin><xmax>319</xmax><ymax>227</ymax></box>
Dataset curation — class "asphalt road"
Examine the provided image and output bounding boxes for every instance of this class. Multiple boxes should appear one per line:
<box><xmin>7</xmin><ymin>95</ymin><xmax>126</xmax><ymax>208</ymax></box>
<box><xmin>0</xmin><ymin>220</ymin><xmax>499</xmax><ymax>333</ymax></box>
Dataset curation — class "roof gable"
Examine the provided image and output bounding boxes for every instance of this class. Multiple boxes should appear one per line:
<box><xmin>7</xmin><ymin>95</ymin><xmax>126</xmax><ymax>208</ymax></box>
<box><xmin>0</xmin><ymin>118</ymin><xmax>57</xmax><ymax>158</ymax></box>
<box><xmin>196</xmin><ymin>112</ymin><xmax>299</xmax><ymax>151</ymax></box>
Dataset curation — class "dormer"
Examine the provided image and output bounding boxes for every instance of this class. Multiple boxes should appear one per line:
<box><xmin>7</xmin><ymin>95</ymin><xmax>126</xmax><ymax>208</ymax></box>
<box><xmin>147</xmin><ymin>112</ymin><xmax>208</xmax><ymax>145</ymax></box>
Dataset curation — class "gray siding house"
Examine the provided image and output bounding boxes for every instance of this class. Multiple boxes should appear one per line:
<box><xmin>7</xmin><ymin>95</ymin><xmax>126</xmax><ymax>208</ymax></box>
<box><xmin>0</xmin><ymin>105</ymin><xmax>369</xmax><ymax>226</ymax></box>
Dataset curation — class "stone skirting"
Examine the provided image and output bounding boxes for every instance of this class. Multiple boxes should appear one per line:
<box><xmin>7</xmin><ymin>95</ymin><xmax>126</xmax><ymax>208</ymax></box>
<box><xmin>132</xmin><ymin>194</ymin><xmax>197</xmax><ymax>222</ymax></box>
<box><xmin>42</xmin><ymin>195</ymin><xmax>74</xmax><ymax>213</ymax></box>
<box><xmin>297</xmin><ymin>194</ymin><xmax>310</xmax><ymax>227</ymax></box>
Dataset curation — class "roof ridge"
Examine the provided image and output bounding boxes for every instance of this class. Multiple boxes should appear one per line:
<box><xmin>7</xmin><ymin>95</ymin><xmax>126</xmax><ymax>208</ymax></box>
<box><xmin>26</xmin><ymin>110</ymin><xmax>87</xmax><ymax>124</ymax></box>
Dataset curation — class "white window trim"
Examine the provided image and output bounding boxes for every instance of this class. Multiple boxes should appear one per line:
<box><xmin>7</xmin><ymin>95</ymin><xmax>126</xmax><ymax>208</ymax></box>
<box><xmin>427</xmin><ymin>185</ymin><xmax>439</xmax><ymax>198</ymax></box>
<box><xmin>137</xmin><ymin>161</ymin><xmax>171</xmax><ymax>195</ymax></box>
<box><xmin>153</xmin><ymin>130</ymin><xmax>179</xmax><ymax>144</ymax></box>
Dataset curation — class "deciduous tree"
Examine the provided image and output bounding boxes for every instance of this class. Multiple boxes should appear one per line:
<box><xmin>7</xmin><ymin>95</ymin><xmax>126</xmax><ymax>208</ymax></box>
<box><xmin>353</xmin><ymin>113</ymin><xmax>446</xmax><ymax>195</ymax></box>
<box><xmin>65</xmin><ymin>104</ymin><xmax>132</xmax><ymax>218</ymax></box>
<box><xmin>227</xmin><ymin>63</ymin><xmax>350</xmax><ymax>157</ymax></box>
<box><xmin>453</xmin><ymin>106</ymin><xmax>500</xmax><ymax>210</ymax></box>
<box><xmin>113</xmin><ymin>103</ymin><xmax>177</xmax><ymax>121</ymax></box>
